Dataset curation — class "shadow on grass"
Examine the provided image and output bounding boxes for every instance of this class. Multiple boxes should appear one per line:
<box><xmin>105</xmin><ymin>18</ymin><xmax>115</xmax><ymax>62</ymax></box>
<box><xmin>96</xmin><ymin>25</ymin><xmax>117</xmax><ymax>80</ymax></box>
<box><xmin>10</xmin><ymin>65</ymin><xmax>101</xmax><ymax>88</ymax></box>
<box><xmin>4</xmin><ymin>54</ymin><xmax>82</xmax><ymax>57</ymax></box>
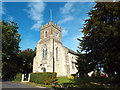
<box><xmin>52</xmin><ymin>77</ymin><xmax>120</xmax><ymax>89</ymax></box>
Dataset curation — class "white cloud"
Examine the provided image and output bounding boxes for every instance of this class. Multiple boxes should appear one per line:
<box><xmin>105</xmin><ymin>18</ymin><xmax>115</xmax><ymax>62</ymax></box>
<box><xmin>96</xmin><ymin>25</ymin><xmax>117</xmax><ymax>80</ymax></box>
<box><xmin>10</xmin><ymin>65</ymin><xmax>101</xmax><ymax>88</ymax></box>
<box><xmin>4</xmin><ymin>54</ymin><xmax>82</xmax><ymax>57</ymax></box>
<box><xmin>58</xmin><ymin>15</ymin><xmax>74</xmax><ymax>24</ymax></box>
<box><xmin>1</xmin><ymin>3</ymin><xmax>15</xmax><ymax>21</ymax></box>
<box><xmin>60</xmin><ymin>2</ymin><xmax>75</xmax><ymax>15</ymax></box>
<box><xmin>69</xmin><ymin>33</ymin><xmax>83</xmax><ymax>51</ymax></box>
<box><xmin>9</xmin><ymin>17</ymin><xmax>14</xmax><ymax>21</ymax></box>
<box><xmin>31</xmin><ymin>21</ymin><xmax>42</xmax><ymax>30</ymax></box>
<box><xmin>27</xmin><ymin>2</ymin><xmax>46</xmax><ymax>30</ymax></box>
<box><xmin>62</xmin><ymin>27</ymin><xmax>68</xmax><ymax>36</ymax></box>
<box><xmin>58</xmin><ymin>2</ymin><xmax>75</xmax><ymax>24</ymax></box>
<box><xmin>88</xmin><ymin>2</ymin><xmax>94</xmax><ymax>6</ymax></box>
<box><xmin>0</xmin><ymin>3</ymin><xmax>5</xmax><ymax>15</ymax></box>
<box><xmin>88</xmin><ymin>2</ymin><xmax>96</xmax><ymax>7</ymax></box>
<box><xmin>63</xmin><ymin>34</ymin><xmax>81</xmax><ymax>51</ymax></box>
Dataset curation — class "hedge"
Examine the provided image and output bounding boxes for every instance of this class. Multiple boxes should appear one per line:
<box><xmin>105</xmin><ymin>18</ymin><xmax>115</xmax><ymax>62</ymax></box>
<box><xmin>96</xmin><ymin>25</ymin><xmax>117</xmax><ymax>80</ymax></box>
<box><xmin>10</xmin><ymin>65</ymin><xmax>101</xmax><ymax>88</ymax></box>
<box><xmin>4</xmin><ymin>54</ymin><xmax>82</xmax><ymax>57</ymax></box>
<box><xmin>13</xmin><ymin>73</ymin><xmax>22</xmax><ymax>82</ymax></box>
<box><xmin>30</xmin><ymin>72</ymin><xmax>57</xmax><ymax>84</ymax></box>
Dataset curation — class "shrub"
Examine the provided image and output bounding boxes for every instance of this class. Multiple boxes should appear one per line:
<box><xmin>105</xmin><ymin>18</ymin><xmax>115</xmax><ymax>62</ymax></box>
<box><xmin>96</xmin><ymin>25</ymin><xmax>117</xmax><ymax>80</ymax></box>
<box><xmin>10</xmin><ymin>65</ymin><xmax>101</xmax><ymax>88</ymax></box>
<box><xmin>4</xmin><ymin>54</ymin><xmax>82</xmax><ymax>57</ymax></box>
<box><xmin>68</xmin><ymin>75</ymin><xmax>74</xmax><ymax>80</ymax></box>
<box><xmin>30</xmin><ymin>72</ymin><xmax>57</xmax><ymax>84</ymax></box>
<box><xmin>13</xmin><ymin>73</ymin><xmax>22</xmax><ymax>82</ymax></box>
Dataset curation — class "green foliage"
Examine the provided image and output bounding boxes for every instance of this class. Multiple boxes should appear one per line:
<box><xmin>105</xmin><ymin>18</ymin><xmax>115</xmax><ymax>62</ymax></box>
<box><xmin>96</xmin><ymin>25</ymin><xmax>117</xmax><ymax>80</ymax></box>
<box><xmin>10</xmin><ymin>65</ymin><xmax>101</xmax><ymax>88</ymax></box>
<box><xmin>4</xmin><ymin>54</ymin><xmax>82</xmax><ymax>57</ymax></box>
<box><xmin>18</xmin><ymin>48</ymin><xmax>36</xmax><ymax>74</ymax></box>
<box><xmin>68</xmin><ymin>75</ymin><xmax>74</xmax><ymax>80</ymax></box>
<box><xmin>30</xmin><ymin>72</ymin><xmax>57</xmax><ymax>84</ymax></box>
<box><xmin>52</xmin><ymin>76</ymin><xmax>74</xmax><ymax>89</ymax></box>
<box><xmin>57</xmin><ymin>77</ymin><xmax>71</xmax><ymax>84</ymax></box>
<box><xmin>13</xmin><ymin>73</ymin><xmax>22</xmax><ymax>82</ymax></box>
<box><xmin>77</xmin><ymin>2</ymin><xmax>120</xmax><ymax>79</ymax></box>
<box><xmin>1</xmin><ymin>20</ymin><xmax>21</xmax><ymax>80</ymax></box>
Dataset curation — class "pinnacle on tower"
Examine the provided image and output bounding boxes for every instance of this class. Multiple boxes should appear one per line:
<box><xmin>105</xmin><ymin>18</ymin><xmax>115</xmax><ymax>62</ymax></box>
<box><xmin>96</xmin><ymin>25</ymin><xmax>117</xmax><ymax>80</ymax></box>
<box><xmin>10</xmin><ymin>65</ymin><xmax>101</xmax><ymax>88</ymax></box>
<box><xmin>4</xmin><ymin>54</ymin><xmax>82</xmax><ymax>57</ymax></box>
<box><xmin>49</xmin><ymin>9</ymin><xmax>53</xmax><ymax>24</ymax></box>
<box><xmin>50</xmin><ymin>9</ymin><xmax>52</xmax><ymax>21</ymax></box>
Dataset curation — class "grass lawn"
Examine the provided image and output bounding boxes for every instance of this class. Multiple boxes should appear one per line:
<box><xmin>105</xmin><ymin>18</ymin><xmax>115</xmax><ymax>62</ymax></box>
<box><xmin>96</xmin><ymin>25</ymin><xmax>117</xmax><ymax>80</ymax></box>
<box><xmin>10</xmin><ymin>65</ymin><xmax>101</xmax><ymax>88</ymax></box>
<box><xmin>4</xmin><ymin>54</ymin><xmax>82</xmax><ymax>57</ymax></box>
<box><xmin>57</xmin><ymin>77</ymin><xmax>71</xmax><ymax>83</ymax></box>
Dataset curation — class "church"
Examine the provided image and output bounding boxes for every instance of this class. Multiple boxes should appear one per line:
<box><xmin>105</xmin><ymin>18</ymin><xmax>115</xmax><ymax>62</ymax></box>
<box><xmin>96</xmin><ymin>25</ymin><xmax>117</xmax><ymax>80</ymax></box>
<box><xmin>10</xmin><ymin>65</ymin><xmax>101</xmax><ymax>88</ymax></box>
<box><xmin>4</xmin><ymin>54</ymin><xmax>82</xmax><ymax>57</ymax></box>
<box><xmin>33</xmin><ymin>20</ymin><xmax>78</xmax><ymax>77</ymax></box>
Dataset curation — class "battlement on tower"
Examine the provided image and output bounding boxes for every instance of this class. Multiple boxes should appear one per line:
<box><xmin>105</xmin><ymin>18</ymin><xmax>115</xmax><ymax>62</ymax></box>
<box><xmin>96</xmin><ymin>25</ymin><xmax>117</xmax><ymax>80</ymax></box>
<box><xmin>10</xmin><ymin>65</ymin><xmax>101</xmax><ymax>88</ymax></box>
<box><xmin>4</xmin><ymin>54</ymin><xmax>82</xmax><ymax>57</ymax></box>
<box><xmin>41</xmin><ymin>21</ymin><xmax>61</xmax><ymax>31</ymax></box>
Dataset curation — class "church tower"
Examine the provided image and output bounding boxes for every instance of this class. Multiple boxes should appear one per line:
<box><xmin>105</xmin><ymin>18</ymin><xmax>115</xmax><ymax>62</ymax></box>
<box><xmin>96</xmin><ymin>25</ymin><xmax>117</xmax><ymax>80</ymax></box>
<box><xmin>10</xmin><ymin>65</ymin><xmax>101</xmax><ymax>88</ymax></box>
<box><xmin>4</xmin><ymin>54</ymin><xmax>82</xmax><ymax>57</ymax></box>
<box><xmin>40</xmin><ymin>21</ymin><xmax>62</xmax><ymax>43</ymax></box>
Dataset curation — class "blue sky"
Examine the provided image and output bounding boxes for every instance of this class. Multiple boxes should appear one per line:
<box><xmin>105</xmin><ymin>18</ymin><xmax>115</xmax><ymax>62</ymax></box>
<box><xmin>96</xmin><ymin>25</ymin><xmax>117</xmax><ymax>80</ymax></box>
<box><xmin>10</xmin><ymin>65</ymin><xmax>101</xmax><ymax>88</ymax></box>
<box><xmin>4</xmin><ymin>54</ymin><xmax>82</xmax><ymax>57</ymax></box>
<box><xmin>2</xmin><ymin>2</ymin><xmax>96</xmax><ymax>51</ymax></box>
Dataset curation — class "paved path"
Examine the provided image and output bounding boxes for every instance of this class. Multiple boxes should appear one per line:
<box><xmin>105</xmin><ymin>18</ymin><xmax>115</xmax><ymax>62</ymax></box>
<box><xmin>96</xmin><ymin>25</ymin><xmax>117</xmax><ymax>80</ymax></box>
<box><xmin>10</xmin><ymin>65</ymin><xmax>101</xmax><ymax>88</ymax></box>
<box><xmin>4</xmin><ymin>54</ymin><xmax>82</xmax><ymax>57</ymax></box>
<box><xmin>2</xmin><ymin>81</ymin><xmax>40</xmax><ymax>88</ymax></box>
<box><xmin>1</xmin><ymin>78</ymin><xmax>54</xmax><ymax>89</ymax></box>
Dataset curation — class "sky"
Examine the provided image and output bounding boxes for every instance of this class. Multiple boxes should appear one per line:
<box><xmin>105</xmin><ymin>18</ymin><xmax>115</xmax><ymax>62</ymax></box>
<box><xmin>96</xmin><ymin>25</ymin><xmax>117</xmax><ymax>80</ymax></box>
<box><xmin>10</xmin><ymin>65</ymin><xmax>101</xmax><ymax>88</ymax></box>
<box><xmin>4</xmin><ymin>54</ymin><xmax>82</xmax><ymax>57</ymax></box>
<box><xmin>2</xmin><ymin>2</ymin><xmax>96</xmax><ymax>51</ymax></box>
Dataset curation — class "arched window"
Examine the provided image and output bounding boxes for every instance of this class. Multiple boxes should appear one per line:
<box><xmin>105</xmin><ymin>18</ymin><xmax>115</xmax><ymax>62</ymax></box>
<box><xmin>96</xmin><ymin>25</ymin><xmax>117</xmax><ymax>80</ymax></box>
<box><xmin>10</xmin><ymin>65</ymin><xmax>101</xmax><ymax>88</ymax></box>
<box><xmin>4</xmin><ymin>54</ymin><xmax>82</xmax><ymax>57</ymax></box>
<box><xmin>43</xmin><ymin>67</ymin><xmax>46</xmax><ymax>72</ymax></box>
<box><xmin>72</xmin><ymin>61</ymin><xmax>74</xmax><ymax>69</ymax></box>
<box><xmin>44</xmin><ymin>31</ymin><xmax>47</xmax><ymax>38</ymax></box>
<box><xmin>42</xmin><ymin>45</ymin><xmax>47</xmax><ymax>60</ymax></box>
<box><xmin>42</xmin><ymin>49</ymin><xmax>44</xmax><ymax>60</ymax></box>
<box><xmin>45</xmin><ymin>48</ymin><xmax>47</xmax><ymax>60</ymax></box>
<box><xmin>41</xmin><ymin>67</ymin><xmax>46</xmax><ymax>72</ymax></box>
<box><xmin>56</xmin><ymin>47</ymin><xmax>58</xmax><ymax>60</ymax></box>
<box><xmin>71</xmin><ymin>57</ymin><xmax>74</xmax><ymax>69</ymax></box>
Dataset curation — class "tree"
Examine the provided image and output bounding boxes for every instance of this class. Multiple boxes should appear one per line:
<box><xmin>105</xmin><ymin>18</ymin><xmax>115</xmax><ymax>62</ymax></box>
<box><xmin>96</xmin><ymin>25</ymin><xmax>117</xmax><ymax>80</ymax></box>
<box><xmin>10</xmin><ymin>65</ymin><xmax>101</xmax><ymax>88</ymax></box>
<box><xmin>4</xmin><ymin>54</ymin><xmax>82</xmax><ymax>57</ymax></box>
<box><xmin>1</xmin><ymin>20</ymin><xmax>21</xmax><ymax>80</ymax></box>
<box><xmin>76</xmin><ymin>53</ymin><xmax>89</xmax><ymax>78</ymax></box>
<box><xmin>18</xmin><ymin>48</ymin><xmax>36</xmax><ymax>74</ymax></box>
<box><xmin>77</xmin><ymin>2</ymin><xmax>120</xmax><ymax>79</ymax></box>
